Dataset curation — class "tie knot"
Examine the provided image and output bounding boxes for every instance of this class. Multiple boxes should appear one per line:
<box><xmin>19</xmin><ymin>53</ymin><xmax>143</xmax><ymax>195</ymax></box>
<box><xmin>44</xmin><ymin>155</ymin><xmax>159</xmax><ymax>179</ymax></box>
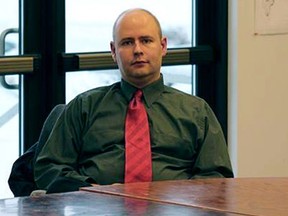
<box><xmin>134</xmin><ymin>90</ymin><xmax>143</xmax><ymax>100</ymax></box>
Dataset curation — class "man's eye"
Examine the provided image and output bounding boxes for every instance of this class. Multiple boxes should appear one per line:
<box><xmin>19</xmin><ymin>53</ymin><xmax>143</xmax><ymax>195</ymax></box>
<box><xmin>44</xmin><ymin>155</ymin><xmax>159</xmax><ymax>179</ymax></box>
<box><xmin>121</xmin><ymin>41</ymin><xmax>133</xmax><ymax>46</ymax></box>
<box><xmin>142</xmin><ymin>39</ymin><xmax>152</xmax><ymax>44</ymax></box>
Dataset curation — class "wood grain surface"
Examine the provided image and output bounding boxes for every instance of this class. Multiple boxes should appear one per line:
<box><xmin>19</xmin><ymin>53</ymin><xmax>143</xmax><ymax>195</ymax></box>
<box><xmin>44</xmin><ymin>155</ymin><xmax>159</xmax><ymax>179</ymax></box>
<box><xmin>81</xmin><ymin>177</ymin><xmax>288</xmax><ymax>216</ymax></box>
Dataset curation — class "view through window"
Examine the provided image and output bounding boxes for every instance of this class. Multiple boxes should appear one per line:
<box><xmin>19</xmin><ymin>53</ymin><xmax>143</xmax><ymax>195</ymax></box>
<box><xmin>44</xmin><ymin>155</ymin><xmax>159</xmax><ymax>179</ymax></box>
<box><xmin>0</xmin><ymin>0</ymin><xmax>19</xmax><ymax>199</ymax></box>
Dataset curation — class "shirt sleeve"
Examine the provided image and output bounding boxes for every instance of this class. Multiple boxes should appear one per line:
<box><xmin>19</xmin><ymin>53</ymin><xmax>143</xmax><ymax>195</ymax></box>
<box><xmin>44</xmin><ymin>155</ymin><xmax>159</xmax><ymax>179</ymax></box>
<box><xmin>190</xmin><ymin>101</ymin><xmax>234</xmax><ymax>179</ymax></box>
<box><xmin>34</xmin><ymin>98</ymin><xmax>93</xmax><ymax>192</ymax></box>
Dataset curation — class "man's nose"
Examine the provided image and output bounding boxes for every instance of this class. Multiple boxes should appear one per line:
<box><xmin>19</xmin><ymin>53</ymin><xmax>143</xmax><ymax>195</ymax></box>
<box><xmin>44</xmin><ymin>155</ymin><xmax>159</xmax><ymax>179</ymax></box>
<box><xmin>133</xmin><ymin>41</ymin><xmax>143</xmax><ymax>55</ymax></box>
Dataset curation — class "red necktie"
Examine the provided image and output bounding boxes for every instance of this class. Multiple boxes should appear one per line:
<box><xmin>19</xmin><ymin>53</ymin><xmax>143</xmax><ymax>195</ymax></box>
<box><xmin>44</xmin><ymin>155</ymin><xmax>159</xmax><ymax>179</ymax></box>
<box><xmin>125</xmin><ymin>90</ymin><xmax>152</xmax><ymax>183</ymax></box>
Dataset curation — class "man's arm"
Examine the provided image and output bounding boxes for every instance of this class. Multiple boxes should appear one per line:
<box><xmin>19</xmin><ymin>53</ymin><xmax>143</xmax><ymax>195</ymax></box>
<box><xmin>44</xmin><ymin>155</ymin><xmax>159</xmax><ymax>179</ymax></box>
<box><xmin>34</xmin><ymin>100</ymin><xmax>93</xmax><ymax>193</ymax></box>
<box><xmin>191</xmin><ymin>102</ymin><xmax>234</xmax><ymax>179</ymax></box>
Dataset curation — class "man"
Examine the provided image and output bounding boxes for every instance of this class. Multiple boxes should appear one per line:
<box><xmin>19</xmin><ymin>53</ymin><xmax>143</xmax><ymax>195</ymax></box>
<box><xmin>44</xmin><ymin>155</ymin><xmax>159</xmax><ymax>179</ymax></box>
<box><xmin>34</xmin><ymin>8</ymin><xmax>233</xmax><ymax>193</ymax></box>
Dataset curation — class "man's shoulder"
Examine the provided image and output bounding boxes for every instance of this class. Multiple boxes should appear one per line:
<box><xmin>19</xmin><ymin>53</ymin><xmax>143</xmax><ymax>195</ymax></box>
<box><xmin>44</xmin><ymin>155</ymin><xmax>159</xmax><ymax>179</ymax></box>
<box><xmin>76</xmin><ymin>82</ymin><xmax>121</xmax><ymax>99</ymax></box>
<box><xmin>164</xmin><ymin>85</ymin><xmax>205</xmax><ymax>104</ymax></box>
<box><xmin>163</xmin><ymin>85</ymin><xmax>215</xmax><ymax>118</ymax></box>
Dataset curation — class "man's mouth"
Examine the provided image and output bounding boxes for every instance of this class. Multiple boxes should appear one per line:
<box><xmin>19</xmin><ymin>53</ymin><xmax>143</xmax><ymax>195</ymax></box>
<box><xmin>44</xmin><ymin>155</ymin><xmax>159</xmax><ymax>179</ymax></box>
<box><xmin>131</xmin><ymin>61</ymin><xmax>147</xmax><ymax>65</ymax></box>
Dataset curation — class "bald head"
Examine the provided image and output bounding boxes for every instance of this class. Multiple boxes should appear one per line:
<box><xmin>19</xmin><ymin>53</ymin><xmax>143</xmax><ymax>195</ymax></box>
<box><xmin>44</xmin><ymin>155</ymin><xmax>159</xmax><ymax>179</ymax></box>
<box><xmin>112</xmin><ymin>8</ymin><xmax>163</xmax><ymax>42</ymax></box>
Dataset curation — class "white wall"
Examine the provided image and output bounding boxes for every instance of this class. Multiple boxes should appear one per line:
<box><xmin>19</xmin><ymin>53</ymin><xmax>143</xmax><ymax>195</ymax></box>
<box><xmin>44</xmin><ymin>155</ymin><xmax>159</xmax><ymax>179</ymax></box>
<box><xmin>228</xmin><ymin>0</ymin><xmax>288</xmax><ymax>177</ymax></box>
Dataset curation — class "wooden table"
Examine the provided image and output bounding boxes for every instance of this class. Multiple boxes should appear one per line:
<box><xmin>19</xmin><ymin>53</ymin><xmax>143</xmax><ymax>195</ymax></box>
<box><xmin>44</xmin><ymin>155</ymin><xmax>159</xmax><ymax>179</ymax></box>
<box><xmin>0</xmin><ymin>190</ymin><xmax>237</xmax><ymax>215</ymax></box>
<box><xmin>81</xmin><ymin>177</ymin><xmax>288</xmax><ymax>216</ymax></box>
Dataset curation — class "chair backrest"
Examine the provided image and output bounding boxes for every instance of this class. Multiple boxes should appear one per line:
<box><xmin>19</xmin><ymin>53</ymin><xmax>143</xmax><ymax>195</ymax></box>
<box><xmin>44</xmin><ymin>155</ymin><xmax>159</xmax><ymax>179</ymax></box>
<box><xmin>8</xmin><ymin>104</ymin><xmax>65</xmax><ymax>197</ymax></box>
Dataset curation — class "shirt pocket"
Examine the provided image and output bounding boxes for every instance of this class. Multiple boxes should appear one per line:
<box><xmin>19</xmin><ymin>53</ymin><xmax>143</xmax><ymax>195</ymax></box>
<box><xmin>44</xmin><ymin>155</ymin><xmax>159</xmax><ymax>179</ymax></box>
<box><xmin>151</xmin><ymin>132</ymin><xmax>196</xmax><ymax>161</ymax></box>
<box><xmin>81</xmin><ymin>129</ymin><xmax>124</xmax><ymax>154</ymax></box>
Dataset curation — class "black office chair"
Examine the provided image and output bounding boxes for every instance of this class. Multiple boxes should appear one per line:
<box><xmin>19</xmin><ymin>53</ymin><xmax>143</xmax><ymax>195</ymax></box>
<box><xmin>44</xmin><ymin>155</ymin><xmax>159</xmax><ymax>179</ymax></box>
<box><xmin>8</xmin><ymin>104</ymin><xmax>65</xmax><ymax>197</ymax></box>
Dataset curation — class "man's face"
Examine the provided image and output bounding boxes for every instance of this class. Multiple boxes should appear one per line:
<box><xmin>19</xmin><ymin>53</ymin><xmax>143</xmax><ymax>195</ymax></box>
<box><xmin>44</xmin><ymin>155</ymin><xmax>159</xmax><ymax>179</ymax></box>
<box><xmin>110</xmin><ymin>10</ymin><xmax>167</xmax><ymax>88</ymax></box>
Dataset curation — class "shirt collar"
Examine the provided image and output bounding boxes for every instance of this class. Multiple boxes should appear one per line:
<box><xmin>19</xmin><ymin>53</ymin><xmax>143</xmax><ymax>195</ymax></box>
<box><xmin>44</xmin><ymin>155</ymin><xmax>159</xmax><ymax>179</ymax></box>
<box><xmin>120</xmin><ymin>74</ymin><xmax>164</xmax><ymax>108</ymax></box>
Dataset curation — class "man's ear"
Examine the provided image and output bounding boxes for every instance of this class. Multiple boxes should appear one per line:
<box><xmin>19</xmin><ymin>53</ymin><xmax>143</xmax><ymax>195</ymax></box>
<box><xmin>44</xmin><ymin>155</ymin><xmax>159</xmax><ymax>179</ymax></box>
<box><xmin>161</xmin><ymin>37</ymin><xmax>168</xmax><ymax>57</ymax></box>
<box><xmin>110</xmin><ymin>41</ymin><xmax>117</xmax><ymax>62</ymax></box>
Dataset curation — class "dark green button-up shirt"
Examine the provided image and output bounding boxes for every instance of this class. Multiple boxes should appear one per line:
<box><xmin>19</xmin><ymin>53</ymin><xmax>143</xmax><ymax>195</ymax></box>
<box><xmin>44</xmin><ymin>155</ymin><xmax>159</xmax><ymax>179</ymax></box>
<box><xmin>34</xmin><ymin>76</ymin><xmax>233</xmax><ymax>190</ymax></box>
